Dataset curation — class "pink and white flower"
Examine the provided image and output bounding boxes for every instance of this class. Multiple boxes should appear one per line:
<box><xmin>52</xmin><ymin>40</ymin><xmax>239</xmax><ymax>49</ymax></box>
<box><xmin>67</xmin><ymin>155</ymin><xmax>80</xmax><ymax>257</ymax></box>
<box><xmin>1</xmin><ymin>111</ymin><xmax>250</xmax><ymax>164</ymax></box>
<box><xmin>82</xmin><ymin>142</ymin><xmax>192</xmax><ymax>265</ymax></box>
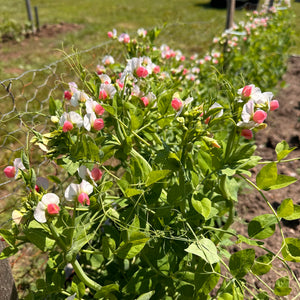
<box><xmin>59</xmin><ymin>112</ymin><xmax>83</xmax><ymax>132</ymax></box>
<box><xmin>65</xmin><ymin>180</ymin><xmax>94</xmax><ymax>206</ymax></box>
<box><xmin>102</xmin><ymin>55</ymin><xmax>115</xmax><ymax>66</ymax></box>
<box><xmin>34</xmin><ymin>193</ymin><xmax>60</xmax><ymax>223</ymax></box>
<box><xmin>4</xmin><ymin>158</ymin><xmax>25</xmax><ymax>179</ymax></box>
<box><xmin>118</xmin><ymin>33</ymin><xmax>130</xmax><ymax>43</ymax></box>
<box><xmin>84</xmin><ymin>112</ymin><xmax>104</xmax><ymax>131</ymax></box>
<box><xmin>85</xmin><ymin>99</ymin><xmax>105</xmax><ymax>116</ymax></box>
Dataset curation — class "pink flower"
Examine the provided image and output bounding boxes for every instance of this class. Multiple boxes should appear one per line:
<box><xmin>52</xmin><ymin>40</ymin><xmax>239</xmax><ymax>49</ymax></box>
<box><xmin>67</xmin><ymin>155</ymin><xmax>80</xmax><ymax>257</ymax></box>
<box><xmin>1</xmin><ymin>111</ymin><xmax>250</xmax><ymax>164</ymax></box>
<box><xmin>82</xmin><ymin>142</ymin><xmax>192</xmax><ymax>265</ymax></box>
<box><xmin>253</xmin><ymin>110</ymin><xmax>267</xmax><ymax>124</ymax></box>
<box><xmin>63</xmin><ymin>121</ymin><xmax>73</xmax><ymax>132</ymax></box>
<box><xmin>91</xmin><ymin>167</ymin><xmax>103</xmax><ymax>181</ymax></box>
<box><xmin>242</xmin><ymin>85</ymin><xmax>252</xmax><ymax>98</ymax></box>
<box><xmin>119</xmin><ymin>33</ymin><xmax>130</xmax><ymax>43</ymax></box>
<box><xmin>47</xmin><ymin>203</ymin><xmax>60</xmax><ymax>215</ymax></box>
<box><xmin>241</xmin><ymin>129</ymin><xmax>253</xmax><ymax>139</ymax></box>
<box><xmin>270</xmin><ymin>100</ymin><xmax>279</xmax><ymax>111</ymax></box>
<box><xmin>64</xmin><ymin>90</ymin><xmax>72</xmax><ymax>100</ymax></box>
<box><xmin>34</xmin><ymin>193</ymin><xmax>60</xmax><ymax>223</ymax></box>
<box><xmin>4</xmin><ymin>158</ymin><xmax>25</xmax><ymax>178</ymax></box>
<box><xmin>153</xmin><ymin>65</ymin><xmax>160</xmax><ymax>74</ymax></box>
<box><xmin>65</xmin><ymin>180</ymin><xmax>93</xmax><ymax>206</ymax></box>
<box><xmin>136</xmin><ymin>66</ymin><xmax>149</xmax><ymax>78</ymax></box>
<box><xmin>95</xmin><ymin>104</ymin><xmax>105</xmax><ymax>115</ymax></box>
<box><xmin>141</xmin><ymin>97</ymin><xmax>149</xmax><ymax>107</ymax></box>
<box><xmin>93</xmin><ymin>118</ymin><xmax>104</xmax><ymax>131</ymax></box>
<box><xmin>4</xmin><ymin>166</ymin><xmax>15</xmax><ymax>178</ymax></box>
<box><xmin>99</xmin><ymin>89</ymin><xmax>108</xmax><ymax>100</ymax></box>
<box><xmin>171</xmin><ymin>98</ymin><xmax>183</xmax><ymax>111</ymax></box>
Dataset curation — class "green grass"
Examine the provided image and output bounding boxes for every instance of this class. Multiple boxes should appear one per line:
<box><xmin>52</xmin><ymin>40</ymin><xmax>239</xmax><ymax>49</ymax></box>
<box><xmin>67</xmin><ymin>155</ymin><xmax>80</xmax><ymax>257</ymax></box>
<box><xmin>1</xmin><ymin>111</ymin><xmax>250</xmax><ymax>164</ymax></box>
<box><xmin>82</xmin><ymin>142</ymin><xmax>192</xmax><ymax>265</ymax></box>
<box><xmin>0</xmin><ymin>0</ymin><xmax>250</xmax><ymax>79</ymax></box>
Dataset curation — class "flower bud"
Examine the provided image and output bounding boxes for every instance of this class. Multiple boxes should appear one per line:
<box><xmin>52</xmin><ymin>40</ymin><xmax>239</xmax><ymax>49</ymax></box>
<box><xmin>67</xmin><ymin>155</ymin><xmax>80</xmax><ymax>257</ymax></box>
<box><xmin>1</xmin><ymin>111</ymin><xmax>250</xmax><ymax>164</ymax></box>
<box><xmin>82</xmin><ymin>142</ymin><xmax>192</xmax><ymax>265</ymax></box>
<box><xmin>253</xmin><ymin>110</ymin><xmax>267</xmax><ymax>124</ymax></box>
<box><xmin>47</xmin><ymin>203</ymin><xmax>60</xmax><ymax>215</ymax></box>
<box><xmin>78</xmin><ymin>192</ymin><xmax>90</xmax><ymax>205</ymax></box>
<box><xmin>91</xmin><ymin>167</ymin><xmax>103</xmax><ymax>181</ymax></box>
<box><xmin>171</xmin><ymin>98</ymin><xmax>182</xmax><ymax>111</ymax></box>
<box><xmin>93</xmin><ymin>118</ymin><xmax>104</xmax><ymax>131</ymax></box>
<box><xmin>4</xmin><ymin>166</ymin><xmax>15</xmax><ymax>178</ymax></box>
<box><xmin>270</xmin><ymin>100</ymin><xmax>279</xmax><ymax>111</ymax></box>
<box><xmin>141</xmin><ymin>97</ymin><xmax>149</xmax><ymax>107</ymax></box>
<box><xmin>63</xmin><ymin>121</ymin><xmax>74</xmax><ymax>132</ymax></box>
<box><xmin>241</xmin><ymin>129</ymin><xmax>253</xmax><ymax>139</ymax></box>
<box><xmin>241</xmin><ymin>85</ymin><xmax>252</xmax><ymax>99</ymax></box>
<box><xmin>136</xmin><ymin>66</ymin><xmax>148</xmax><ymax>78</ymax></box>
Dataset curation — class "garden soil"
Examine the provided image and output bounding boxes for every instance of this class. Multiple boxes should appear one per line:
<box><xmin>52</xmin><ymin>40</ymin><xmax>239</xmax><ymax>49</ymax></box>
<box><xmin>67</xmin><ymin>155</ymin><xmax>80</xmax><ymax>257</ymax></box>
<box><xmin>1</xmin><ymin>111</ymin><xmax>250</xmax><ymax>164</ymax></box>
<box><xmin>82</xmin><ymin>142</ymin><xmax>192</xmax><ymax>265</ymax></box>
<box><xmin>235</xmin><ymin>55</ymin><xmax>300</xmax><ymax>299</ymax></box>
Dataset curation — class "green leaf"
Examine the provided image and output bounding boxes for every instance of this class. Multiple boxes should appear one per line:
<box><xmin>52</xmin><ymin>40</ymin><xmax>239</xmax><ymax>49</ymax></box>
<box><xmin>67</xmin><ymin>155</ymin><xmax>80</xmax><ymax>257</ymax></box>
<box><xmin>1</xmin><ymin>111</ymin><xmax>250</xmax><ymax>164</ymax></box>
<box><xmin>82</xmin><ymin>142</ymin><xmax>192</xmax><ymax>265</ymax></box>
<box><xmin>236</xmin><ymin>235</ymin><xmax>264</xmax><ymax>246</ymax></box>
<box><xmin>94</xmin><ymin>284</ymin><xmax>119</xmax><ymax>299</ymax></box>
<box><xmin>274</xmin><ymin>276</ymin><xmax>292</xmax><ymax>296</ymax></box>
<box><xmin>251</xmin><ymin>253</ymin><xmax>273</xmax><ymax>275</ymax></box>
<box><xmin>102</xmin><ymin>236</ymin><xmax>116</xmax><ymax>259</ymax></box>
<box><xmin>145</xmin><ymin>170</ymin><xmax>170</xmax><ymax>187</ymax></box>
<box><xmin>49</xmin><ymin>97</ymin><xmax>62</xmax><ymax>115</ymax></box>
<box><xmin>277</xmin><ymin>198</ymin><xmax>294</xmax><ymax>218</ymax></box>
<box><xmin>60</xmin><ymin>157</ymin><xmax>80</xmax><ymax>176</ymax></box>
<box><xmin>24</xmin><ymin>221</ymin><xmax>55</xmax><ymax>251</ymax></box>
<box><xmin>0</xmin><ymin>246</ymin><xmax>18</xmax><ymax>259</ymax></box>
<box><xmin>0</xmin><ymin>229</ymin><xmax>15</xmax><ymax>247</ymax></box>
<box><xmin>191</xmin><ymin>197</ymin><xmax>211</xmax><ymax>220</ymax></box>
<box><xmin>248</xmin><ymin>214</ymin><xmax>277</xmax><ymax>240</ymax></box>
<box><xmin>283</xmin><ymin>203</ymin><xmax>300</xmax><ymax>221</ymax></box>
<box><xmin>254</xmin><ymin>292</ymin><xmax>269</xmax><ymax>300</ymax></box>
<box><xmin>275</xmin><ymin>141</ymin><xmax>295</xmax><ymax>161</ymax></box>
<box><xmin>229</xmin><ymin>248</ymin><xmax>255</xmax><ymax>278</ymax></box>
<box><xmin>281</xmin><ymin>238</ymin><xmax>300</xmax><ymax>262</ymax></box>
<box><xmin>21</xmin><ymin>150</ymin><xmax>30</xmax><ymax>170</ymax></box>
<box><xmin>125</xmin><ymin>188</ymin><xmax>143</xmax><ymax>197</ymax></box>
<box><xmin>116</xmin><ymin>232</ymin><xmax>149</xmax><ymax>259</ymax></box>
<box><xmin>136</xmin><ymin>291</ymin><xmax>156</xmax><ymax>300</ymax></box>
<box><xmin>256</xmin><ymin>162</ymin><xmax>297</xmax><ymax>191</ymax></box>
<box><xmin>47</xmin><ymin>175</ymin><xmax>61</xmax><ymax>184</ymax></box>
<box><xmin>185</xmin><ymin>238</ymin><xmax>219</xmax><ymax>264</ymax></box>
<box><xmin>256</xmin><ymin>162</ymin><xmax>277</xmax><ymax>190</ymax></box>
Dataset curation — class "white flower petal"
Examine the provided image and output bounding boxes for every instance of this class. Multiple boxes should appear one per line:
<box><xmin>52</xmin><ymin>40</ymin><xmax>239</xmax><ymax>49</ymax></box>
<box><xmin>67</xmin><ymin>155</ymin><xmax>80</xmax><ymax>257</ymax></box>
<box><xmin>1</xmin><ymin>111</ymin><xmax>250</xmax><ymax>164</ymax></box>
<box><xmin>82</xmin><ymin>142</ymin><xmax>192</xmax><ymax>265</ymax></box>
<box><xmin>41</xmin><ymin>193</ymin><xmax>60</xmax><ymax>206</ymax></box>
<box><xmin>80</xmin><ymin>180</ymin><xmax>93</xmax><ymax>195</ymax></box>
<box><xmin>69</xmin><ymin>112</ymin><xmax>83</xmax><ymax>127</ymax></box>
<box><xmin>34</xmin><ymin>202</ymin><xmax>47</xmax><ymax>223</ymax></box>
<box><xmin>65</xmin><ymin>183</ymin><xmax>80</xmax><ymax>201</ymax></box>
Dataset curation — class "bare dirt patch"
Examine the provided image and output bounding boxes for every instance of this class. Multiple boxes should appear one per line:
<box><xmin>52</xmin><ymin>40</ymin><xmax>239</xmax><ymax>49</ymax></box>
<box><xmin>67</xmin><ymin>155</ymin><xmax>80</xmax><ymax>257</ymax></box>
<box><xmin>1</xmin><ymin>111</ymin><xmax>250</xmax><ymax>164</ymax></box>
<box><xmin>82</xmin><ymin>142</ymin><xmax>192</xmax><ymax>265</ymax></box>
<box><xmin>235</xmin><ymin>55</ymin><xmax>300</xmax><ymax>298</ymax></box>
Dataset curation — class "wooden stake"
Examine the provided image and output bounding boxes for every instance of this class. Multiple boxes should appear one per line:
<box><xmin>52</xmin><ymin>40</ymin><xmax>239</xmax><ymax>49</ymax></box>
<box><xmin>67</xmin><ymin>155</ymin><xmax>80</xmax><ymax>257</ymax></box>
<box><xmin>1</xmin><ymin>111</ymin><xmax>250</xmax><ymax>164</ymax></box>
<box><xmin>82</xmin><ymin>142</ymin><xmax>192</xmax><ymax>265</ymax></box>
<box><xmin>225</xmin><ymin>0</ymin><xmax>236</xmax><ymax>30</ymax></box>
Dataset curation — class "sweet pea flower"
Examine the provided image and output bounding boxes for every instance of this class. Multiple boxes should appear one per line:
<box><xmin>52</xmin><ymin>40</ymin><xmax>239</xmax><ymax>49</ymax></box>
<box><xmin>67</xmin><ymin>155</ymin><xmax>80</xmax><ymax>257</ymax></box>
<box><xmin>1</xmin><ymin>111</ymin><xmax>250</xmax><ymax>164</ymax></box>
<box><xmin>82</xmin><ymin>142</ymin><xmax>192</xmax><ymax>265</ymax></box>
<box><xmin>78</xmin><ymin>165</ymin><xmax>103</xmax><ymax>184</ymax></box>
<box><xmin>136</xmin><ymin>66</ymin><xmax>148</xmax><ymax>78</ymax></box>
<box><xmin>4</xmin><ymin>158</ymin><xmax>25</xmax><ymax>179</ymax></box>
<box><xmin>99</xmin><ymin>83</ymin><xmax>116</xmax><ymax>100</ymax></box>
<box><xmin>241</xmin><ymin>129</ymin><xmax>253</xmax><ymax>140</ymax></box>
<box><xmin>34</xmin><ymin>193</ymin><xmax>60</xmax><ymax>223</ymax></box>
<box><xmin>107</xmin><ymin>29</ymin><xmax>117</xmax><ymax>39</ymax></box>
<box><xmin>98</xmin><ymin>74</ymin><xmax>111</xmax><ymax>84</ymax></box>
<box><xmin>70</xmin><ymin>90</ymin><xmax>90</xmax><ymax>107</ymax></box>
<box><xmin>65</xmin><ymin>180</ymin><xmax>93</xmax><ymax>205</ymax></box>
<box><xmin>118</xmin><ymin>33</ymin><xmax>130</xmax><ymax>43</ymax></box>
<box><xmin>270</xmin><ymin>100</ymin><xmax>279</xmax><ymax>111</ymax></box>
<box><xmin>237</xmin><ymin>84</ymin><xmax>261</xmax><ymax>102</ymax></box>
<box><xmin>64</xmin><ymin>82</ymin><xmax>78</xmax><ymax>100</ymax></box>
<box><xmin>96</xmin><ymin>65</ymin><xmax>106</xmax><ymax>75</ymax></box>
<box><xmin>102</xmin><ymin>55</ymin><xmax>115</xmax><ymax>66</ymax></box>
<box><xmin>84</xmin><ymin>112</ymin><xmax>104</xmax><ymax>131</ymax></box>
<box><xmin>85</xmin><ymin>99</ymin><xmax>105</xmax><ymax>116</ymax></box>
<box><xmin>137</xmin><ymin>28</ymin><xmax>147</xmax><ymax>38</ymax></box>
<box><xmin>172</xmin><ymin>98</ymin><xmax>183</xmax><ymax>111</ymax></box>
<box><xmin>253</xmin><ymin>110</ymin><xmax>267</xmax><ymax>124</ymax></box>
<box><xmin>59</xmin><ymin>112</ymin><xmax>83</xmax><ymax>132</ymax></box>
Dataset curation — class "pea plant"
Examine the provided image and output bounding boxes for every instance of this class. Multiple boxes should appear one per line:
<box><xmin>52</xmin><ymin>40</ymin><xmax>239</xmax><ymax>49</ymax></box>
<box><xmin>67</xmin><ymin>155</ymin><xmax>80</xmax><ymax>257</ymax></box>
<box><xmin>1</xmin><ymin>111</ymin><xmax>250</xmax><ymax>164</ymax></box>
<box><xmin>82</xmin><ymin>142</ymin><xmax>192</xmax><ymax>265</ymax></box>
<box><xmin>1</xmin><ymin>2</ymin><xmax>299</xmax><ymax>299</ymax></box>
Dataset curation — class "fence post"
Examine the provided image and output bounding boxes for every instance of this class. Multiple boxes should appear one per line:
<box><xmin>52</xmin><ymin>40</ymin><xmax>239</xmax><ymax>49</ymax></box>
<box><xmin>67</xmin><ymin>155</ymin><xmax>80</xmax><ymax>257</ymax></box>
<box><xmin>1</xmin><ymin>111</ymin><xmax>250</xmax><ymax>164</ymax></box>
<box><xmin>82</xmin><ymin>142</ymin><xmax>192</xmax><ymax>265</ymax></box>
<box><xmin>24</xmin><ymin>0</ymin><xmax>34</xmax><ymax>32</ymax></box>
<box><xmin>0</xmin><ymin>241</ymin><xmax>19</xmax><ymax>300</ymax></box>
<box><xmin>34</xmin><ymin>6</ymin><xmax>40</xmax><ymax>32</ymax></box>
<box><xmin>225</xmin><ymin>0</ymin><xmax>236</xmax><ymax>29</ymax></box>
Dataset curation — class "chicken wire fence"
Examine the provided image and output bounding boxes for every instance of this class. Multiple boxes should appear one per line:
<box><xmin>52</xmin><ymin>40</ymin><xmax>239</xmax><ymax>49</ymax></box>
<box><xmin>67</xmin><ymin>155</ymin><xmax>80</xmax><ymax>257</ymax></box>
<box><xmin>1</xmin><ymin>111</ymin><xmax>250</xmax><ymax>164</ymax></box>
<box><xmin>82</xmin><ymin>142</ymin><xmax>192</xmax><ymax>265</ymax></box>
<box><xmin>0</xmin><ymin>19</ymin><xmax>223</xmax><ymax>227</ymax></box>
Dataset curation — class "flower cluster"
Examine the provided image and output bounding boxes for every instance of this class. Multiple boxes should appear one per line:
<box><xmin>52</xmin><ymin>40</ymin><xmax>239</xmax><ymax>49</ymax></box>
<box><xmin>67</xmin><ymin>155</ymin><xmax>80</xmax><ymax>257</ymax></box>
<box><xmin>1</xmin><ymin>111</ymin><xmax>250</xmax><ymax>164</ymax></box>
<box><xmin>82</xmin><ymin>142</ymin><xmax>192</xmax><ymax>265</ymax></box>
<box><xmin>237</xmin><ymin>84</ymin><xmax>279</xmax><ymax>139</ymax></box>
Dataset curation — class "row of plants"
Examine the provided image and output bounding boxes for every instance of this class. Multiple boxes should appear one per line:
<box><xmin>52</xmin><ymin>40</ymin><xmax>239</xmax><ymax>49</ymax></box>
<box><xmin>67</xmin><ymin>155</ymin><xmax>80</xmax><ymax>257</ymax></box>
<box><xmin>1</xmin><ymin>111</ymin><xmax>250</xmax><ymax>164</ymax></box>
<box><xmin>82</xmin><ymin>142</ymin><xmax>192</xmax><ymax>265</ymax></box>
<box><xmin>0</xmin><ymin>2</ymin><xmax>298</xmax><ymax>299</ymax></box>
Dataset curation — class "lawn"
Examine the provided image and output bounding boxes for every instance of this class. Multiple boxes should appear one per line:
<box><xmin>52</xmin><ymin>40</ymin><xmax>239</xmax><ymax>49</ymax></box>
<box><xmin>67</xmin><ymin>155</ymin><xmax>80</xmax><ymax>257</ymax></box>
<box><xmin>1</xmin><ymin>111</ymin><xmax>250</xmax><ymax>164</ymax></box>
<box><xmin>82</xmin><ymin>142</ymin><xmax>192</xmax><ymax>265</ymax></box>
<box><xmin>0</xmin><ymin>0</ymin><xmax>250</xmax><ymax>79</ymax></box>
